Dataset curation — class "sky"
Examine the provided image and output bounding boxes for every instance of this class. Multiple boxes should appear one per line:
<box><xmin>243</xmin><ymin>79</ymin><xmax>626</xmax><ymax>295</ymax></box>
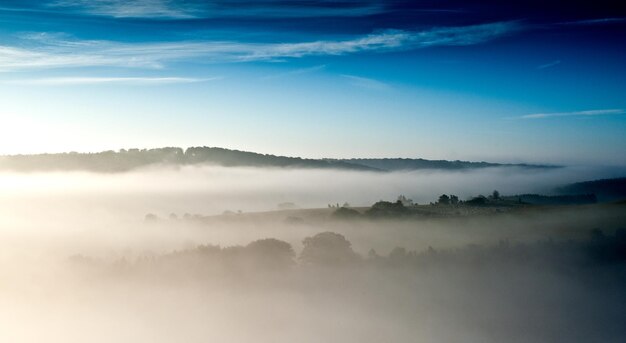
<box><xmin>0</xmin><ymin>1</ymin><xmax>624</xmax><ymax>165</ymax></box>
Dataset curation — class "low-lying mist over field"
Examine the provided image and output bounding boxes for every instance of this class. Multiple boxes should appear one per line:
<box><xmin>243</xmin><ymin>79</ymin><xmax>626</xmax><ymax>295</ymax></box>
<box><xmin>2</xmin><ymin>164</ymin><xmax>623</xmax><ymax>219</ymax></box>
<box><xmin>1</xmin><ymin>164</ymin><xmax>625</xmax><ymax>342</ymax></box>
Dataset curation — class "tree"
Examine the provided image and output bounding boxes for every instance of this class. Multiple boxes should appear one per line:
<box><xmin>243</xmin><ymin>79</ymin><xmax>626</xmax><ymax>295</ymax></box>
<box><xmin>300</xmin><ymin>232</ymin><xmax>359</xmax><ymax>265</ymax></box>
<box><xmin>246</xmin><ymin>238</ymin><xmax>295</xmax><ymax>268</ymax></box>
<box><xmin>450</xmin><ymin>195</ymin><xmax>459</xmax><ymax>205</ymax></box>
<box><xmin>438</xmin><ymin>194</ymin><xmax>450</xmax><ymax>205</ymax></box>
<box><xmin>367</xmin><ymin>248</ymin><xmax>380</xmax><ymax>259</ymax></box>
<box><xmin>332</xmin><ymin>207</ymin><xmax>361</xmax><ymax>219</ymax></box>
<box><xmin>365</xmin><ymin>200</ymin><xmax>409</xmax><ymax>218</ymax></box>
<box><xmin>492</xmin><ymin>190</ymin><xmax>500</xmax><ymax>200</ymax></box>
<box><xmin>466</xmin><ymin>195</ymin><xmax>487</xmax><ymax>206</ymax></box>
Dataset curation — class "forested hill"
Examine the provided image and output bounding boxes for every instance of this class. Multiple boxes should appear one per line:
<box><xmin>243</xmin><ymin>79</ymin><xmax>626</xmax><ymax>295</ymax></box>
<box><xmin>0</xmin><ymin>147</ymin><xmax>556</xmax><ymax>173</ymax></box>
<box><xmin>338</xmin><ymin>158</ymin><xmax>554</xmax><ymax>171</ymax></box>
<box><xmin>556</xmin><ymin>177</ymin><xmax>626</xmax><ymax>202</ymax></box>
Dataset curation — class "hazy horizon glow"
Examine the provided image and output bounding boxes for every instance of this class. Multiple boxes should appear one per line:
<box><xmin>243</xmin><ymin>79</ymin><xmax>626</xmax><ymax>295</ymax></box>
<box><xmin>0</xmin><ymin>1</ymin><xmax>625</xmax><ymax>165</ymax></box>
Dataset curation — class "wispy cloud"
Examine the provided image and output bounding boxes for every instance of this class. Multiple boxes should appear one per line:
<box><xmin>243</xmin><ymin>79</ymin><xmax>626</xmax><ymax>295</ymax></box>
<box><xmin>48</xmin><ymin>0</ymin><xmax>201</xmax><ymax>19</ymax></box>
<box><xmin>2</xmin><ymin>76</ymin><xmax>217</xmax><ymax>85</ymax></box>
<box><xmin>0</xmin><ymin>22</ymin><xmax>520</xmax><ymax>72</ymax></box>
<box><xmin>558</xmin><ymin>17</ymin><xmax>626</xmax><ymax>26</ymax></box>
<box><xmin>341</xmin><ymin>75</ymin><xmax>390</xmax><ymax>90</ymax></box>
<box><xmin>537</xmin><ymin>60</ymin><xmax>561</xmax><ymax>70</ymax></box>
<box><xmin>46</xmin><ymin>0</ymin><xmax>385</xmax><ymax>19</ymax></box>
<box><xmin>519</xmin><ymin>109</ymin><xmax>625</xmax><ymax>119</ymax></box>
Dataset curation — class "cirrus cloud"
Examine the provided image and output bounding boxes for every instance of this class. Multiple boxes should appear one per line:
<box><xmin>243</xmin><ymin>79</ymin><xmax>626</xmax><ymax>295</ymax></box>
<box><xmin>2</xmin><ymin>76</ymin><xmax>218</xmax><ymax>86</ymax></box>
<box><xmin>46</xmin><ymin>0</ymin><xmax>386</xmax><ymax>19</ymax></box>
<box><xmin>0</xmin><ymin>21</ymin><xmax>521</xmax><ymax>72</ymax></box>
<box><xmin>519</xmin><ymin>109</ymin><xmax>625</xmax><ymax>119</ymax></box>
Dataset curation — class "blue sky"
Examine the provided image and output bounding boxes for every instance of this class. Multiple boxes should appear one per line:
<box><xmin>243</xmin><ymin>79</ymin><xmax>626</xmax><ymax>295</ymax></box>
<box><xmin>0</xmin><ymin>1</ymin><xmax>625</xmax><ymax>165</ymax></box>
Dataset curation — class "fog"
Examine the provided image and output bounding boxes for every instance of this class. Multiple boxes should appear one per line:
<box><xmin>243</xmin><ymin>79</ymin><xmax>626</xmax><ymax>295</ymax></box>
<box><xmin>2</xmin><ymin>164</ymin><xmax>623</xmax><ymax>219</ymax></box>
<box><xmin>0</xmin><ymin>166</ymin><xmax>625</xmax><ymax>342</ymax></box>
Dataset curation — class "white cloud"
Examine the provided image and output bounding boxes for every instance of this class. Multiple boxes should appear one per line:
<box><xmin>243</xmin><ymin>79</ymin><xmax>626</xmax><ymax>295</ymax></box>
<box><xmin>0</xmin><ymin>22</ymin><xmax>520</xmax><ymax>72</ymax></box>
<box><xmin>3</xmin><ymin>76</ymin><xmax>216</xmax><ymax>86</ymax></box>
<box><xmin>47</xmin><ymin>0</ymin><xmax>385</xmax><ymax>19</ymax></box>
<box><xmin>49</xmin><ymin>0</ymin><xmax>199</xmax><ymax>19</ymax></box>
<box><xmin>519</xmin><ymin>109</ymin><xmax>625</xmax><ymax>119</ymax></box>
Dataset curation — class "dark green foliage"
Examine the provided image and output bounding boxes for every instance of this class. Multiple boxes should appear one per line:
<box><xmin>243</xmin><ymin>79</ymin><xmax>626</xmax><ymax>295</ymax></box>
<box><xmin>100</xmin><ymin>228</ymin><xmax>626</xmax><ymax>272</ymax></box>
<box><xmin>375</xmin><ymin>229</ymin><xmax>626</xmax><ymax>269</ymax></box>
<box><xmin>0</xmin><ymin>146</ymin><xmax>557</xmax><ymax>173</ymax></box>
<box><xmin>586</xmin><ymin>228</ymin><xmax>626</xmax><ymax>263</ymax></box>
<box><xmin>300</xmin><ymin>232</ymin><xmax>360</xmax><ymax>266</ymax></box>
<box><xmin>450</xmin><ymin>195</ymin><xmax>459</xmax><ymax>204</ymax></box>
<box><xmin>245</xmin><ymin>238</ymin><xmax>295</xmax><ymax>268</ymax></box>
<box><xmin>465</xmin><ymin>195</ymin><xmax>488</xmax><ymax>206</ymax></box>
<box><xmin>332</xmin><ymin>207</ymin><xmax>361</xmax><ymax>219</ymax></box>
<box><xmin>184</xmin><ymin>147</ymin><xmax>375</xmax><ymax>170</ymax></box>
<box><xmin>0</xmin><ymin>147</ymin><xmax>374</xmax><ymax>172</ymax></box>
<box><xmin>502</xmin><ymin>194</ymin><xmax>597</xmax><ymax>205</ymax></box>
<box><xmin>438</xmin><ymin>194</ymin><xmax>450</xmax><ymax>205</ymax></box>
<box><xmin>0</xmin><ymin>147</ymin><xmax>185</xmax><ymax>172</ymax></box>
<box><xmin>556</xmin><ymin>177</ymin><xmax>626</xmax><ymax>202</ymax></box>
<box><xmin>339</xmin><ymin>158</ymin><xmax>557</xmax><ymax>171</ymax></box>
<box><xmin>492</xmin><ymin>190</ymin><xmax>500</xmax><ymax>200</ymax></box>
<box><xmin>365</xmin><ymin>200</ymin><xmax>409</xmax><ymax>218</ymax></box>
<box><xmin>162</xmin><ymin>238</ymin><xmax>296</xmax><ymax>270</ymax></box>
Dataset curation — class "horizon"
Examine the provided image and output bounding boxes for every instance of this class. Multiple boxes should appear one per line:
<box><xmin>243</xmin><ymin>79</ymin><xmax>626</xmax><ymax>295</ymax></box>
<box><xmin>0</xmin><ymin>1</ymin><xmax>625</xmax><ymax>166</ymax></box>
<box><xmin>0</xmin><ymin>144</ymin><xmax>574</xmax><ymax>167</ymax></box>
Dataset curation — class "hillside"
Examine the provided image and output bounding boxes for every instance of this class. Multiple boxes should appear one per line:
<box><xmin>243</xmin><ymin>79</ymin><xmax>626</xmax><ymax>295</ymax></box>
<box><xmin>339</xmin><ymin>158</ymin><xmax>555</xmax><ymax>171</ymax></box>
<box><xmin>0</xmin><ymin>147</ymin><xmax>556</xmax><ymax>173</ymax></box>
<box><xmin>556</xmin><ymin>177</ymin><xmax>626</xmax><ymax>202</ymax></box>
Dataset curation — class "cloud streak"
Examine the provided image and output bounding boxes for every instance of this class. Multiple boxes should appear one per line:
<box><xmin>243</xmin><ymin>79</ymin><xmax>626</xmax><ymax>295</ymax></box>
<box><xmin>558</xmin><ymin>17</ymin><xmax>626</xmax><ymax>26</ymax></box>
<box><xmin>2</xmin><ymin>76</ymin><xmax>217</xmax><ymax>85</ymax></box>
<box><xmin>537</xmin><ymin>60</ymin><xmax>561</xmax><ymax>70</ymax></box>
<box><xmin>519</xmin><ymin>109</ymin><xmax>625</xmax><ymax>119</ymax></box>
<box><xmin>47</xmin><ymin>0</ymin><xmax>386</xmax><ymax>19</ymax></box>
<box><xmin>49</xmin><ymin>0</ymin><xmax>199</xmax><ymax>19</ymax></box>
<box><xmin>0</xmin><ymin>22</ymin><xmax>520</xmax><ymax>72</ymax></box>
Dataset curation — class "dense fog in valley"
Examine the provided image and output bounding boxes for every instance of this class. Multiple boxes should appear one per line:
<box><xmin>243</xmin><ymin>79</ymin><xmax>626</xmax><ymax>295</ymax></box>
<box><xmin>2</xmin><ymin>164</ymin><xmax>624</xmax><ymax>222</ymax></box>
<box><xmin>0</xmin><ymin>165</ymin><xmax>625</xmax><ymax>342</ymax></box>
<box><xmin>3</xmin><ymin>0</ymin><xmax>625</xmax><ymax>340</ymax></box>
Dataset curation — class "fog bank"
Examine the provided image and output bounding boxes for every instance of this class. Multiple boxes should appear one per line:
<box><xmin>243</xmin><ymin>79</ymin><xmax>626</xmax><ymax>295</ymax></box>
<box><xmin>0</xmin><ymin>165</ymin><xmax>625</xmax><ymax>343</ymax></box>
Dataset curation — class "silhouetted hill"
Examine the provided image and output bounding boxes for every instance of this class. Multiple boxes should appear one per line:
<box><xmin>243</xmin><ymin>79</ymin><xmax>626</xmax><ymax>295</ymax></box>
<box><xmin>339</xmin><ymin>158</ymin><xmax>556</xmax><ymax>171</ymax></box>
<box><xmin>184</xmin><ymin>147</ymin><xmax>376</xmax><ymax>171</ymax></box>
<box><xmin>0</xmin><ymin>147</ymin><xmax>375</xmax><ymax>172</ymax></box>
<box><xmin>556</xmin><ymin>177</ymin><xmax>626</xmax><ymax>202</ymax></box>
<box><xmin>0</xmin><ymin>147</ymin><xmax>556</xmax><ymax>173</ymax></box>
<box><xmin>502</xmin><ymin>194</ymin><xmax>597</xmax><ymax>205</ymax></box>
